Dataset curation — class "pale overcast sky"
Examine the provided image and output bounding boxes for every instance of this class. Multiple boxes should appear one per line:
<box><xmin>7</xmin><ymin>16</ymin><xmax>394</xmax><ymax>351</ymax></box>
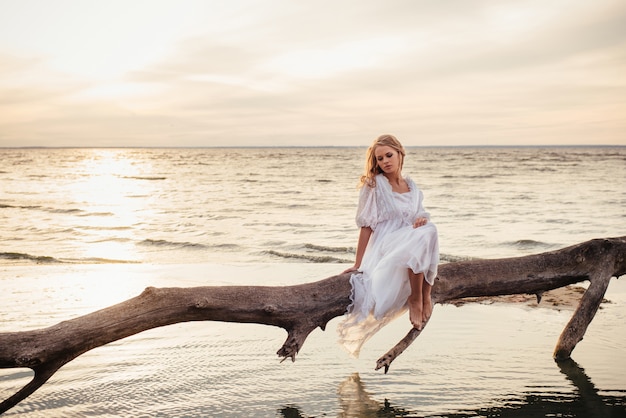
<box><xmin>0</xmin><ymin>0</ymin><xmax>624</xmax><ymax>147</ymax></box>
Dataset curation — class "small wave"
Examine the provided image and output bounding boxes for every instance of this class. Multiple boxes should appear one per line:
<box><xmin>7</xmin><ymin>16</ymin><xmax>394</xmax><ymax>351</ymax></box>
<box><xmin>275</xmin><ymin>222</ymin><xmax>310</xmax><ymax>227</ymax></box>
<box><xmin>138</xmin><ymin>238</ymin><xmax>208</xmax><ymax>249</ymax></box>
<box><xmin>90</xmin><ymin>237</ymin><xmax>132</xmax><ymax>244</ymax></box>
<box><xmin>65</xmin><ymin>257</ymin><xmax>139</xmax><ymax>264</ymax></box>
<box><xmin>439</xmin><ymin>253</ymin><xmax>479</xmax><ymax>263</ymax></box>
<box><xmin>77</xmin><ymin>225</ymin><xmax>132</xmax><ymax>231</ymax></box>
<box><xmin>48</xmin><ymin>208</ymin><xmax>82</xmax><ymax>214</ymax></box>
<box><xmin>0</xmin><ymin>252</ymin><xmax>139</xmax><ymax>264</ymax></box>
<box><xmin>205</xmin><ymin>215</ymin><xmax>239</xmax><ymax>221</ymax></box>
<box><xmin>0</xmin><ymin>204</ymin><xmax>38</xmax><ymax>210</ymax></box>
<box><xmin>504</xmin><ymin>239</ymin><xmax>555</xmax><ymax>250</ymax></box>
<box><xmin>466</xmin><ymin>174</ymin><xmax>497</xmax><ymax>179</ymax></box>
<box><xmin>211</xmin><ymin>243</ymin><xmax>242</xmax><ymax>251</ymax></box>
<box><xmin>304</xmin><ymin>243</ymin><xmax>354</xmax><ymax>253</ymax></box>
<box><xmin>0</xmin><ymin>204</ymin><xmax>111</xmax><ymax>217</ymax></box>
<box><xmin>266</xmin><ymin>250</ymin><xmax>352</xmax><ymax>263</ymax></box>
<box><xmin>4</xmin><ymin>204</ymin><xmax>83</xmax><ymax>214</ymax></box>
<box><xmin>0</xmin><ymin>252</ymin><xmax>62</xmax><ymax>263</ymax></box>
<box><xmin>544</xmin><ymin>218</ymin><xmax>573</xmax><ymax>225</ymax></box>
<box><xmin>122</xmin><ymin>176</ymin><xmax>167</xmax><ymax>181</ymax></box>
<box><xmin>78</xmin><ymin>211</ymin><xmax>115</xmax><ymax>217</ymax></box>
<box><xmin>440</xmin><ymin>174</ymin><xmax>497</xmax><ymax>179</ymax></box>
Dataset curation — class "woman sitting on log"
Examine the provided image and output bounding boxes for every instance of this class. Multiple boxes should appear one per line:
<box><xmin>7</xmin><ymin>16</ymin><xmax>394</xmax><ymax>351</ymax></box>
<box><xmin>338</xmin><ymin>134</ymin><xmax>440</xmax><ymax>357</ymax></box>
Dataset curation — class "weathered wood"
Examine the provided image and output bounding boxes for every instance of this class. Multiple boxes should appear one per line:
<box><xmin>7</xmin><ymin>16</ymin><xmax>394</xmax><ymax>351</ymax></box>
<box><xmin>554</xmin><ymin>271</ymin><xmax>612</xmax><ymax>360</ymax></box>
<box><xmin>376</xmin><ymin>236</ymin><xmax>625</xmax><ymax>370</ymax></box>
<box><xmin>1</xmin><ymin>236</ymin><xmax>625</xmax><ymax>414</ymax></box>
<box><xmin>0</xmin><ymin>279</ymin><xmax>352</xmax><ymax>413</ymax></box>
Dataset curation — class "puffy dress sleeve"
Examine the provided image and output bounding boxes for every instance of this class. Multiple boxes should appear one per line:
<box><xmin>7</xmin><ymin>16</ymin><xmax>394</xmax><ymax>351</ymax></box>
<box><xmin>407</xmin><ymin>177</ymin><xmax>430</xmax><ymax>221</ymax></box>
<box><xmin>416</xmin><ymin>188</ymin><xmax>431</xmax><ymax>221</ymax></box>
<box><xmin>355</xmin><ymin>184</ymin><xmax>378</xmax><ymax>229</ymax></box>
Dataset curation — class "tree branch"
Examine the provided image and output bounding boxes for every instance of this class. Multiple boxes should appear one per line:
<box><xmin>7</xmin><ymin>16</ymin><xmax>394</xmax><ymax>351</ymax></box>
<box><xmin>376</xmin><ymin>236</ymin><xmax>626</xmax><ymax>369</ymax></box>
<box><xmin>1</xmin><ymin>236</ymin><xmax>625</xmax><ymax>414</ymax></box>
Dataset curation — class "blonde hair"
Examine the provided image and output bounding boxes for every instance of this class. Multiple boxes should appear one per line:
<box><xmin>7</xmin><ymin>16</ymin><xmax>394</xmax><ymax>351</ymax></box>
<box><xmin>359</xmin><ymin>134</ymin><xmax>406</xmax><ymax>188</ymax></box>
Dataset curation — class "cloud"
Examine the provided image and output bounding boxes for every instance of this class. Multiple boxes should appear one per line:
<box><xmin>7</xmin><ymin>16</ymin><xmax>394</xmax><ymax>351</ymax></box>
<box><xmin>0</xmin><ymin>0</ymin><xmax>624</xmax><ymax>146</ymax></box>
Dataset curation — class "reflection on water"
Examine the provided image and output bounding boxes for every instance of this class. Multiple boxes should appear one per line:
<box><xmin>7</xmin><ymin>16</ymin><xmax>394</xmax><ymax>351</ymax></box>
<box><xmin>554</xmin><ymin>358</ymin><xmax>622</xmax><ymax>418</ymax></box>
<box><xmin>277</xmin><ymin>406</ymin><xmax>307</xmax><ymax>418</ymax></box>
<box><xmin>337</xmin><ymin>374</ymin><xmax>384</xmax><ymax>417</ymax></box>
<box><xmin>278</xmin><ymin>362</ymin><xmax>626</xmax><ymax>418</ymax></box>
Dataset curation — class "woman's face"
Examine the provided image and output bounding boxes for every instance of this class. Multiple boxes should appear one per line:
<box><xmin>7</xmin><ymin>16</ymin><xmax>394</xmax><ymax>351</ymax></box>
<box><xmin>374</xmin><ymin>145</ymin><xmax>401</xmax><ymax>175</ymax></box>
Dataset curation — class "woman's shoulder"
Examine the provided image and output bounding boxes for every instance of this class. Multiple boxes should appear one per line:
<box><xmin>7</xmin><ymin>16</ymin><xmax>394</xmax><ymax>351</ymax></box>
<box><xmin>374</xmin><ymin>174</ymin><xmax>394</xmax><ymax>193</ymax></box>
<box><xmin>374</xmin><ymin>173</ymin><xmax>386</xmax><ymax>185</ymax></box>
<box><xmin>404</xmin><ymin>176</ymin><xmax>423</xmax><ymax>194</ymax></box>
<box><xmin>362</xmin><ymin>173</ymin><xmax>385</xmax><ymax>189</ymax></box>
<box><xmin>405</xmin><ymin>175</ymin><xmax>421</xmax><ymax>186</ymax></box>
<box><xmin>360</xmin><ymin>176</ymin><xmax>376</xmax><ymax>190</ymax></box>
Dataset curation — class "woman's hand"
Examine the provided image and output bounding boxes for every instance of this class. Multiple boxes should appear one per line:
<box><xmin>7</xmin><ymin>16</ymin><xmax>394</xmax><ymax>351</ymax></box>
<box><xmin>342</xmin><ymin>265</ymin><xmax>359</xmax><ymax>274</ymax></box>
<box><xmin>413</xmin><ymin>217</ymin><xmax>428</xmax><ymax>228</ymax></box>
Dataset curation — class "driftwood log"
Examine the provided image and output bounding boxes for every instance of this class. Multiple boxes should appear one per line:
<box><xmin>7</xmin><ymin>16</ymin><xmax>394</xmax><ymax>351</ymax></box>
<box><xmin>1</xmin><ymin>236</ymin><xmax>625</xmax><ymax>414</ymax></box>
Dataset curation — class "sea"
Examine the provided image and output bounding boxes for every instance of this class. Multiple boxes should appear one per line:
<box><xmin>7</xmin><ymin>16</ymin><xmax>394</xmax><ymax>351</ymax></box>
<box><xmin>0</xmin><ymin>146</ymin><xmax>625</xmax><ymax>417</ymax></box>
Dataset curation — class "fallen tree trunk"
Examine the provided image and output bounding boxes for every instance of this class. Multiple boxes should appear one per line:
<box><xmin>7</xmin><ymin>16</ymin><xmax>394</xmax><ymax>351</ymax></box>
<box><xmin>1</xmin><ymin>236</ymin><xmax>625</xmax><ymax>414</ymax></box>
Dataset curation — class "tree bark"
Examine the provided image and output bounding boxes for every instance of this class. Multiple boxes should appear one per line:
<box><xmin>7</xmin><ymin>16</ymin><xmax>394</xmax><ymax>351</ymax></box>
<box><xmin>1</xmin><ymin>236</ymin><xmax>625</xmax><ymax>414</ymax></box>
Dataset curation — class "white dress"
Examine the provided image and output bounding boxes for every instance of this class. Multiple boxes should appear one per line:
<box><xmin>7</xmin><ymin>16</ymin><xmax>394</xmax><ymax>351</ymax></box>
<box><xmin>337</xmin><ymin>173</ymin><xmax>439</xmax><ymax>357</ymax></box>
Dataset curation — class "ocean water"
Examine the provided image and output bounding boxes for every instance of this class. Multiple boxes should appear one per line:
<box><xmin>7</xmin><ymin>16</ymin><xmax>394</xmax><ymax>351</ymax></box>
<box><xmin>0</xmin><ymin>146</ymin><xmax>625</xmax><ymax>417</ymax></box>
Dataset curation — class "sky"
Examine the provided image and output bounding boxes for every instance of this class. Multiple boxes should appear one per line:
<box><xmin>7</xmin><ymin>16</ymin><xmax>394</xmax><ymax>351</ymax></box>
<box><xmin>0</xmin><ymin>0</ymin><xmax>625</xmax><ymax>147</ymax></box>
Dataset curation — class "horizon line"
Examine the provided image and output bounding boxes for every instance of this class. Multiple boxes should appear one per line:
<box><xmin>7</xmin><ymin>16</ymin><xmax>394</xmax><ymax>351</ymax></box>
<box><xmin>1</xmin><ymin>144</ymin><xmax>624</xmax><ymax>150</ymax></box>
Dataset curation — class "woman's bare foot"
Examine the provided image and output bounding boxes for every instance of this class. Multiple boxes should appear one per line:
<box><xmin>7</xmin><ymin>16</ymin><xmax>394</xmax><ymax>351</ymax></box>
<box><xmin>407</xmin><ymin>294</ymin><xmax>423</xmax><ymax>330</ymax></box>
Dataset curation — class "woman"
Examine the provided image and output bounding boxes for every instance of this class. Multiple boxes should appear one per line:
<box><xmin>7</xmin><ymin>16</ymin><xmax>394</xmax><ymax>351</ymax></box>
<box><xmin>337</xmin><ymin>134</ymin><xmax>439</xmax><ymax>357</ymax></box>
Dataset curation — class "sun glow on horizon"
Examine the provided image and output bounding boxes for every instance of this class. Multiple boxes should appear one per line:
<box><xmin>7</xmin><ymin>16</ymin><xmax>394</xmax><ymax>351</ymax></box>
<box><xmin>68</xmin><ymin>150</ymin><xmax>159</xmax><ymax>263</ymax></box>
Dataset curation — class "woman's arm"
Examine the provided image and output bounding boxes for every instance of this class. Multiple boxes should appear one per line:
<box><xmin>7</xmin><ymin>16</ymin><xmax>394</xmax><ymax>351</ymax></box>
<box><xmin>343</xmin><ymin>226</ymin><xmax>372</xmax><ymax>273</ymax></box>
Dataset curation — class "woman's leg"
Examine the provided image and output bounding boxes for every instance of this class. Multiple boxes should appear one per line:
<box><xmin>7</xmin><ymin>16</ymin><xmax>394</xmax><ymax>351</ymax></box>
<box><xmin>408</xmin><ymin>270</ymin><xmax>424</xmax><ymax>329</ymax></box>
<box><xmin>408</xmin><ymin>270</ymin><xmax>433</xmax><ymax>330</ymax></box>
<box><xmin>422</xmin><ymin>279</ymin><xmax>433</xmax><ymax>323</ymax></box>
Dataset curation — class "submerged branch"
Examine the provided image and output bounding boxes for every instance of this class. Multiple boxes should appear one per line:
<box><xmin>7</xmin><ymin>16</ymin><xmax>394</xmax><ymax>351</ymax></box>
<box><xmin>1</xmin><ymin>236</ymin><xmax>625</xmax><ymax>414</ymax></box>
